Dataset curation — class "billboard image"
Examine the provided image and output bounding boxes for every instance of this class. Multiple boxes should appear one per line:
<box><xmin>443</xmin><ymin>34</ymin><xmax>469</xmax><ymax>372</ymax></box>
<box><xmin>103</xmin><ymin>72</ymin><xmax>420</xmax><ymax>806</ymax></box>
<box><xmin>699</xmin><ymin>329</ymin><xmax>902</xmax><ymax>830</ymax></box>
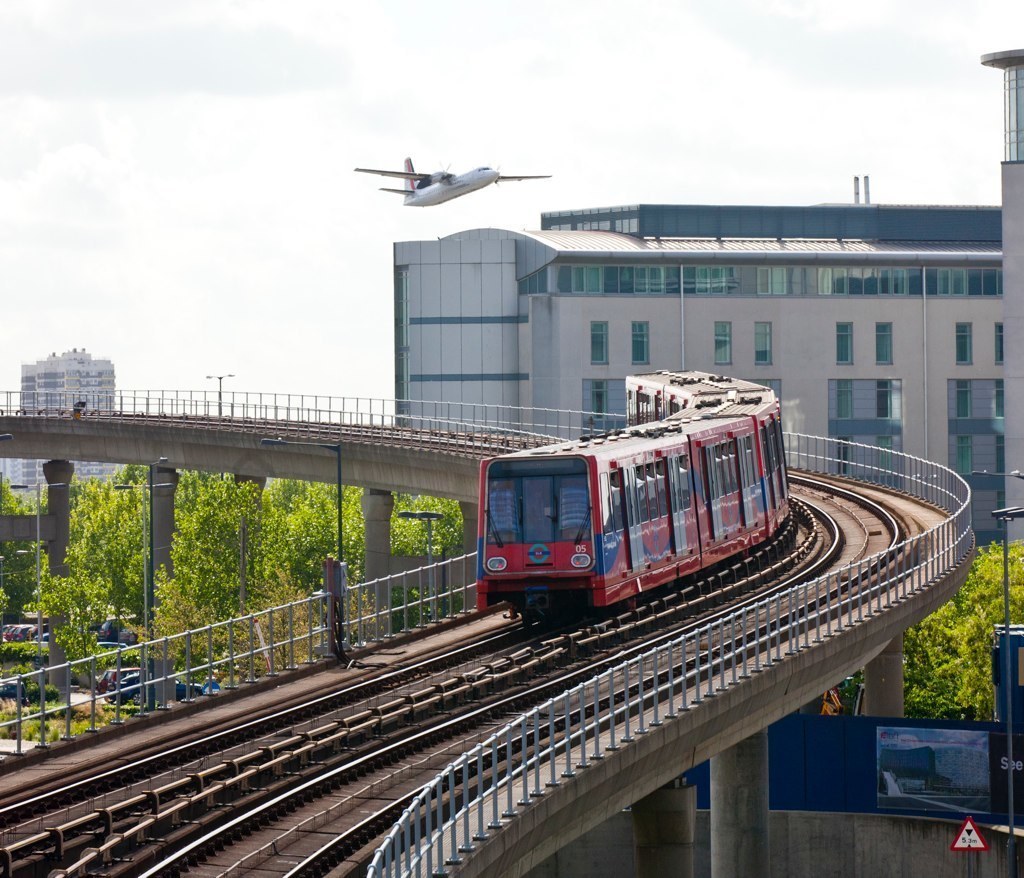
<box><xmin>876</xmin><ymin>726</ymin><xmax>990</xmax><ymax>813</ymax></box>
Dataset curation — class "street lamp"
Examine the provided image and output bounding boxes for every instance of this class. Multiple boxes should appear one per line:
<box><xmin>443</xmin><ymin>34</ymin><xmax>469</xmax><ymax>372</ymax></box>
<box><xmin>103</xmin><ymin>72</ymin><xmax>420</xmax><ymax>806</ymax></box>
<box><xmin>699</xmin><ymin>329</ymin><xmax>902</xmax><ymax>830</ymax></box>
<box><xmin>260</xmin><ymin>437</ymin><xmax>343</xmax><ymax>564</ymax></box>
<box><xmin>397</xmin><ymin>510</ymin><xmax>444</xmax><ymax>618</ymax></box>
<box><xmin>115</xmin><ymin>466</ymin><xmax>171</xmax><ymax>642</ymax></box>
<box><xmin>206</xmin><ymin>374</ymin><xmax>235</xmax><ymax>418</ymax></box>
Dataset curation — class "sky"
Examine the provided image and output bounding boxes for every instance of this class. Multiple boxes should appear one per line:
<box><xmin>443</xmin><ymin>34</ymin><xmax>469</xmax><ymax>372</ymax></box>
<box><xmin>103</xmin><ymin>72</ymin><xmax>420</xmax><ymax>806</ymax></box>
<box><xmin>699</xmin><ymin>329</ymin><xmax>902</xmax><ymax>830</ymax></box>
<box><xmin>0</xmin><ymin>0</ymin><xmax>1020</xmax><ymax>401</ymax></box>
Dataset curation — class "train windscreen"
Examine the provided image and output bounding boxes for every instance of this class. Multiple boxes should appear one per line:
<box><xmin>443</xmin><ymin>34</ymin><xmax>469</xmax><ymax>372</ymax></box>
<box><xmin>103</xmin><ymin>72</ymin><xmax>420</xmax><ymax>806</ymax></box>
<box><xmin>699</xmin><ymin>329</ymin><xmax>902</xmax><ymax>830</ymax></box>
<box><xmin>485</xmin><ymin>458</ymin><xmax>591</xmax><ymax>546</ymax></box>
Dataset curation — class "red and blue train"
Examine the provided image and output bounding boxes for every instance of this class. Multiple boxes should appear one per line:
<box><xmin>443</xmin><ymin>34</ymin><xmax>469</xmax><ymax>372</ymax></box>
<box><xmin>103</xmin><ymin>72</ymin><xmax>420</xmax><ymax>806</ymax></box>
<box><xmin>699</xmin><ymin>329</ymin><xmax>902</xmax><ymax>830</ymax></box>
<box><xmin>476</xmin><ymin>371</ymin><xmax>789</xmax><ymax>621</ymax></box>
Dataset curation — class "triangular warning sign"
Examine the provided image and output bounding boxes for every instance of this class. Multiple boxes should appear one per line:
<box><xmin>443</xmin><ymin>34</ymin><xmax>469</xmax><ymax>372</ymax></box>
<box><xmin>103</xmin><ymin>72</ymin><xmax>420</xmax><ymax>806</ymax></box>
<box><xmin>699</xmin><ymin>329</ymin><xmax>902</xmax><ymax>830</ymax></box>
<box><xmin>951</xmin><ymin>816</ymin><xmax>989</xmax><ymax>852</ymax></box>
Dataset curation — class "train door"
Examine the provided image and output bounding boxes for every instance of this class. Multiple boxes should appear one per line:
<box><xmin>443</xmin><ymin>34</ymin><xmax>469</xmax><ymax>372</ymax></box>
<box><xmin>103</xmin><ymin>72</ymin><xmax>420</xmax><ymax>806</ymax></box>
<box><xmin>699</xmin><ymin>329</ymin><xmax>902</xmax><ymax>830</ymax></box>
<box><xmin>737</xmin><ymin>433</ymin><xmax>760</xmax><ymax>525</ymax></box>
<box><xmin>759</xmin><ymin>422</ymin><xmax>777</xmax><ymax>513</ymax></box>
<box><xmin>621</xmin><ymin>465</ymin><xmax>645</xmax><ymax>570</ymax></box>
<box><xmin>667</xmin><ymin>451</ymin><xmax>692</xmax><ymax>554</ymax></box>
<box><xmin>602</xmin><ymin>470</ymin><xmax>627</xmax><ymax>574</ymax></box>
<box><xmin>702</xmin><ymin>444</ymin><xmax>723</xmax><ymax>540</ymax></box>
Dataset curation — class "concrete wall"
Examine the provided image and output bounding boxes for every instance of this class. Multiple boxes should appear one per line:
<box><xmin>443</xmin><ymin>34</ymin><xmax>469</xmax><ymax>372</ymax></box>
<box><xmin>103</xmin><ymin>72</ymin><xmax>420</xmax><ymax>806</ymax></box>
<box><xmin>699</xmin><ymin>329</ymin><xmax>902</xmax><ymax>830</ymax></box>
<box><xmin>525</xmin><ymin>810</ymin><xmax>1015</xmax><ymax>878</ymax></box>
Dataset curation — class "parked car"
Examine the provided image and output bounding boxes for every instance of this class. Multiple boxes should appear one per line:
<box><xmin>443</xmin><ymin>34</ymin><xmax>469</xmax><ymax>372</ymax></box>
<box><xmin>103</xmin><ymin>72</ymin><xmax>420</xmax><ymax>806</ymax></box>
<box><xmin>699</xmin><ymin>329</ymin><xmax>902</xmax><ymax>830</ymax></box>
<box><xmin>7</xmin><ymin>624</ymin><xmax>37</xmax><ymax>643</ymax></box>
<box><xmin>95</xmin><ymin>666</ymin><xmax>141</xmax><ymax>695</ymax></box>
<box><xmin>106</xmin><ymin>673</ymin><xmax>202</xmax><ymax>703</ymax></box>
<box><xmin>0</xmin><ymin>680</ymin><xmax>28</xmax><ymax>705</ymax></box>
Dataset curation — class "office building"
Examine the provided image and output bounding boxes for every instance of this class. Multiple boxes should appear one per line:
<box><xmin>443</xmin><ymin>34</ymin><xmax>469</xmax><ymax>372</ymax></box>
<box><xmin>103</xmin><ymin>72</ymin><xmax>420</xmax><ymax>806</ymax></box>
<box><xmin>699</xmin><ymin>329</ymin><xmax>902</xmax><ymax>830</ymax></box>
<box><xmin>19</xmin><ymin>348</ymin><xmax>117</xmax><ymax>483</ymax></box>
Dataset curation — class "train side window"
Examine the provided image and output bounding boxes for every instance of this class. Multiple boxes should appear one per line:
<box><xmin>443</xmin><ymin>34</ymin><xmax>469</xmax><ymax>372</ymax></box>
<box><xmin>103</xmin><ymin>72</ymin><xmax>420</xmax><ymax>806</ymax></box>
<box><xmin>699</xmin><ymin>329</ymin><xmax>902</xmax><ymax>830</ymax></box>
<box><xmin>677</xmin><ymin>454</ymin><xmax>692</xmax><ymax>509</ymax></box>
<box><xmin>654</xmin><ymin>460</ymin><xmax>668</xmax><ymax>518</ymax></box>
<box><xmin>635</xmin><ymin>466</ymin><xmax>651</xmax><ymax>523</ymax></box>
<box><xmin>608</xmin><ymin>470</ymin><xmax>625</xmax><ymax>532</ymax></box>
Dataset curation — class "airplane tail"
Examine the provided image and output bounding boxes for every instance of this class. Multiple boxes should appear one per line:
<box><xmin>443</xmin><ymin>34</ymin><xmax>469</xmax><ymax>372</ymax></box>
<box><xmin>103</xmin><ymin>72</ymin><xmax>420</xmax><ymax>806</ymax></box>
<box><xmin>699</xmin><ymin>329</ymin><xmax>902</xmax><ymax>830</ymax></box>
<box><xmin>404</xmin><ymin>158</ymin><xmax>416</xmax><ymax>192</ymax></box>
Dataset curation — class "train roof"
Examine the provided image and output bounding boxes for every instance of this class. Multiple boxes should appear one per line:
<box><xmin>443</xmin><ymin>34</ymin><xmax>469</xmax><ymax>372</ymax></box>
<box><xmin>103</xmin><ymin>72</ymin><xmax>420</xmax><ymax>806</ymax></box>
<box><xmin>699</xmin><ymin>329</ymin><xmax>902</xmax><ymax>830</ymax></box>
<box><xmin>626</xmin><ymin>370</ymin><xmax>778</xmax><ymax>408</ymax></box>
<box><xmin>500</xmin><ymin>374</ymin><xmax>780</xmax><ymax>463</ymax></box>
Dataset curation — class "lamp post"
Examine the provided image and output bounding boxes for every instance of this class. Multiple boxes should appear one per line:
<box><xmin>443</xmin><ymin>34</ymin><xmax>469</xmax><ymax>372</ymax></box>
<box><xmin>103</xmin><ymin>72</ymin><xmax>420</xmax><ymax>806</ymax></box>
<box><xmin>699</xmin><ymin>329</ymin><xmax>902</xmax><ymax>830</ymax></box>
<box><xmin>397</xmin><ymin>510</ymin><xmax>444</xmax><ymax>618</ymax></box>
<box><xmin>115</xmin><ymin>467</ymin><xmax>170</xmax><ymax>643</ymax></box>
<box><xmin>994</xmin><ymin>501</ymin><xmax>1024</xmax><ymax>878</ymax></box>
<box><xmin>206</xmin><ymin>374</ymin><xmax>235</xmax><ymax>418</ymax></box>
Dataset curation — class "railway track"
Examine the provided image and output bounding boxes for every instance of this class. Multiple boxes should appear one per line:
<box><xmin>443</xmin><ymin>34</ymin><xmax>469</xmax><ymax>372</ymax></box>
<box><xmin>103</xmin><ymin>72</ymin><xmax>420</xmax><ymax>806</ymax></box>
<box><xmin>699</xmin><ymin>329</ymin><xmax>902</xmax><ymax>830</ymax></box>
<box><xmin>0</xmin><ymin>479</ymin><xmax>907</xmax><ymax>878</ymax></box>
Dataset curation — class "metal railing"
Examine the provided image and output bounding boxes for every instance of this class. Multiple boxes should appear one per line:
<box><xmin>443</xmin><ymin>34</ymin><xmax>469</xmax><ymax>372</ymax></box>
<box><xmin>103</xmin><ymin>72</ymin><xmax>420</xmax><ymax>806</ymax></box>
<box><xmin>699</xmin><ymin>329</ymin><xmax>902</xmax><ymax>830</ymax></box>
<box><xmin>0</xmin><ymin>553</ymin><xmax>483</xmax><ymax>753</ymax></box>
<box><xmin>0</xmin><ymin>390</ymin><xmax>611</xmax><ymax>443</ymax></box>
<box><xmin>345</xmin><ymin>553</ymin><xmax>478</xmax><ymax>648</ymax></box>
<box><xmin>0</xmin><ymin>592</ymin><xmax>330</xmax><ymax>754</ymax></box>
<box><xmin>366</xmin><ymin>435</ymin><xmax>973</xmax><ymax>878</ymax></box>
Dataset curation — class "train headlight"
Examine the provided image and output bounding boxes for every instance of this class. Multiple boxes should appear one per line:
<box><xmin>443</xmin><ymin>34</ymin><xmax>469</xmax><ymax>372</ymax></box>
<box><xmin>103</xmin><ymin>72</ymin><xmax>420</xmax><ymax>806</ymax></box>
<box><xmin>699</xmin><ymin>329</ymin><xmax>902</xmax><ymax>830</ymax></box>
<box><xmin>486</xmin><ymin>557</ymin><xmax>507</xmax><ymax>572</ymax></box>
<box><xmin>571</xmin><ymin>553</ymin><xmax>592</xmax><ymax>569</ymax></box>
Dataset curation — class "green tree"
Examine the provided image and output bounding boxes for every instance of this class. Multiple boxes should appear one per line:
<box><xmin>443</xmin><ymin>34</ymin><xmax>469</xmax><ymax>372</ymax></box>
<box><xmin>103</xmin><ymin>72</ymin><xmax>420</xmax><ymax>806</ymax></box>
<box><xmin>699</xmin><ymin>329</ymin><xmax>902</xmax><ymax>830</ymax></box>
<box><xmin>0</xmin><ymin>483</ymin><xmax>42</xmax><ymax>618</ymax></box>
<box><xmin>65</xmin><ymin>476</ymin><xmax>145</xmax><ymax>630</ymax></box>
<box><xmin>904</xmin><ymin>540</ymin><xmax>1024</xmax><ymax>721</ymax></box>
<box><xmin>37</xmin><ymin>567</ymin><xmax>109</xmax><ymax>659</ymax></box>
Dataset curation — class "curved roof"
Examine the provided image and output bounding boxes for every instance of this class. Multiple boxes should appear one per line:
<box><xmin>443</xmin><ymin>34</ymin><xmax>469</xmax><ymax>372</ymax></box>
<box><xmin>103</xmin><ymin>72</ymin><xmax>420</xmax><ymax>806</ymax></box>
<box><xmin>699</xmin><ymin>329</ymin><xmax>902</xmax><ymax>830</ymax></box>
<box><xmin>445</xmin><ymin>228</ymin><xmax>1001</xmax><ymax>279</ymax></box>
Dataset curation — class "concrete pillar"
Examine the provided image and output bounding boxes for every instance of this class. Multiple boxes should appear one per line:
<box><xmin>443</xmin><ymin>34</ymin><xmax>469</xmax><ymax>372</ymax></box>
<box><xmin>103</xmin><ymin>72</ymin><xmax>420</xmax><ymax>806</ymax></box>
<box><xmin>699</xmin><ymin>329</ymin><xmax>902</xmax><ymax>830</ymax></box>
<box><xmin>233</xmin><ymin>474</ymin><xmax>267</xmax><ymax>491</ymax></box>
<box><xmin>710</xmin><ymin>729</ymin><xmax>769</xmax><ymax>878</ymax></box>
<box><xmin>459</xmin><ymin>500</ymin><xmax>478</xmax><ymax>555</ymax></box>
<box><xmin>362</xmin><ymin>489</ymin><xmax>394</xmax><ymax>587</ymax></box>
<box><xmin>632</xmin><ymin>782</ymin><xmax>696</xmax><ymax>878</ymax></box>
<box><xmin>43</xmin><ymin>460</ymin><xmax>74</xmax><ymax>696</ymax></box>
<box><xmin>151</xmin><ymin>467</ymin><xmax>179</xmax><ymax>582</ymax></box>
<box><xmin>862</xmin><ymin>635</ymin><xmax>904</xmax><ymax>717</ymax></box>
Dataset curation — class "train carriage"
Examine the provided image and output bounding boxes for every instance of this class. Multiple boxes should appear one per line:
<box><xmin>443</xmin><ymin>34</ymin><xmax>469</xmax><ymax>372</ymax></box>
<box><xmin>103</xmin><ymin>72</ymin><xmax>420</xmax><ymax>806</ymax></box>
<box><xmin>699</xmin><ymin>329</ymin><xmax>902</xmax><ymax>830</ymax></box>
<box><xmin>477</xmin><ymin>371</ymin><xmax>789</xmax><ymax>622</ymax></box>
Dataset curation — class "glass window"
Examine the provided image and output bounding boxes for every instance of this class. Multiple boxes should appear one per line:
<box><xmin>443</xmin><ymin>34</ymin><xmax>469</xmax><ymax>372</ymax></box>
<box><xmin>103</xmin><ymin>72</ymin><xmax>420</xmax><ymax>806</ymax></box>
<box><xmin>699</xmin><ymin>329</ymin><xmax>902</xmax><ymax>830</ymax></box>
<box><xmin>754</xmin><ymin>322</ymin><xmax>772</xmax><ymax>365</ymax></box>
<box><xmin>996</xmin><ymin>379</ymin><xmax>1004</xmax><ymax>419</ymax></box>
<box><xmin>602</xmin><ymin>267</ymin><xmax>619</xmax><ymax>294</ymax></box>
<box><xmin>955</xmin><ymin>435</ymin><xmax>973</xmax><ymax>475</ymax></box>
<box><xmin>756</xmin><ymin>267</ymin><xmax>786</xmax><ymax>295</ymax></box>
<box><xmin>996</xmin><ymin>322</ymin><xmax>1004</xmax><ymax>365</ymax></box>
<box><xmin>714</xmin><ymin>321</ymin><xmax>732</xmax><ymax>365</ymax></box>
<box><xmin>836</xmin><ymin>379</ymin><xmax>853</xmax><ymax>419</ymax></box>
<box><xmin>486</xmin><ymin>478</ymin><xmax>519</xmax><ymax>545</ymax></box>
<box><xmin>590</xmin><ymin>321</ymin><xmax>608</xmax><ymax>364</ymax></box>
<box><xmin>522</xmin><ymin>477</ymin><xmax>555</xmax><ymax>543</ymax></box>
<box><xmin>876</xmin><ymin>435</ymin><xmax>893</xmax><ymax>470</ymax></box>
<box><xmin>558</xmin><ymin>475</ymin><xmax>590</xmax><ymax>541</ymax></box>
<box><xmin>955</xmin><ymin>323</ymin><xmax>973</xmax><ymax>365</ymax></box>
<box><xmin>836</xmin><ymin>323</ymin><xmax>853</xmax><ymax>365</ymax></box>
<box><xmin>619</xmin><ymin>266</ymin><xmax>634</xmax><ymax>294</ymax></box>
<box><xmin>836</xmin><ymin>437</ymin><xmax>851</xmax><ymax>475</ymax></box>
<box><xmin>875</xmin><ymin>322</ymin><xmax>893</xmax><ymax>365</ymax></box>
<box><xmin>956</xmin><ymin>380</ymin><xmax>972</xmax><ymax>419</ymax></box>
<box><xmin>997</xmin><ymin>434</ymin><xmax>1006</xmax><ymax>474</ymax></box>
<box><xmin>631</xmin><ymin>321</ymin><xmax>650</xmax><ymax>365</ymax></box>
<box><xmin>876</xmin><ymin>380</ymin><xmax>892</xmax><ymax>419</ymax></box>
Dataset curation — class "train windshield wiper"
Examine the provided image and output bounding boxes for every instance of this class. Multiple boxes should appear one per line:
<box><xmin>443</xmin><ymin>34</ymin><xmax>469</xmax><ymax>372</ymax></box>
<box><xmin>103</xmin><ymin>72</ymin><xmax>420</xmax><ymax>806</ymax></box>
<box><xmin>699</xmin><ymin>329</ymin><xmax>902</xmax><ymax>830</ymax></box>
<box><xmin>486</xmin><ymin>508</ymin><xmax>504</xmax><ymax>548</ymax></box>
<box><xmin>574</xmin><ymin>507</ymin><xmax>592</xmax><ymax>544</ymax></box>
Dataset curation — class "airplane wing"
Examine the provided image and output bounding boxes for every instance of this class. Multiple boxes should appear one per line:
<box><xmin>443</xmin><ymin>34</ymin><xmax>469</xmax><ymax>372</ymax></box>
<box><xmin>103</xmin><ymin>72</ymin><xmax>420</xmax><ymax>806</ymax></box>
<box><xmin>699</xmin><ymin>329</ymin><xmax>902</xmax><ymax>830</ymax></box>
<box><xmin>354</xmin><ymin>166</ymin><xmax>431</xmax><ymax>182</ymax></box>
<box><xmin>496</xmin><ymin>174</ymin><xmax>551</xmax><ymax>182</ymax></box>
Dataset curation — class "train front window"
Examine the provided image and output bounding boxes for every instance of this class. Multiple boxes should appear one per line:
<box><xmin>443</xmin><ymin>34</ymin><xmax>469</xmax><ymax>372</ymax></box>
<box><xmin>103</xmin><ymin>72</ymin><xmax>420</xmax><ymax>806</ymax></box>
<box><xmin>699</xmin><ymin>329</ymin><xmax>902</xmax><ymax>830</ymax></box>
<box><xmin>486</xmin><ymin>478</ymin><xmax>519</xmax><ymax>545</ymax></box>
<box><xmin>486</xmin><ymin>457</ymin><xmax>591</xmax><ymax>546</ymax></box>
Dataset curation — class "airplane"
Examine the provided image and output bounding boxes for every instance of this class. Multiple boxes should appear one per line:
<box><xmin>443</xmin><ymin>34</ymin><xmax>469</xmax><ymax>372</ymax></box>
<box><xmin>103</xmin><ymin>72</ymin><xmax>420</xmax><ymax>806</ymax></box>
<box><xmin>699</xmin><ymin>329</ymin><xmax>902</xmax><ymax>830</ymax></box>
<box><xmin>354</xmin><ymin>158</ymin><xmax>550</xmax><ymax>206</ymax></box>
